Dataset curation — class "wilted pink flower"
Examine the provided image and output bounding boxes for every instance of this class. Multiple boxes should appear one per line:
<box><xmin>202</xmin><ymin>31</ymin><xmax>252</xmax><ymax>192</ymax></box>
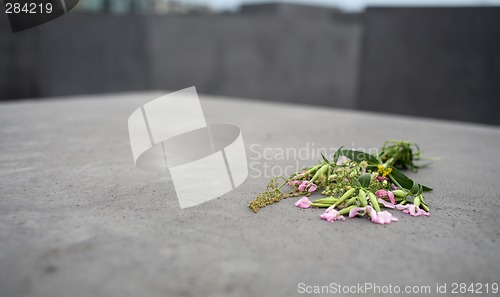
<box><xmin>376</xmin><ymin>190</ymin><xmax>395</xmax><ymax>205</ymax></box>
<box><xmin>371</xmin><ymin>211</ymin><xmax>399</xmax><ymax>224</ymax></box>
<box><xmin>297</xmin><ymin>180</ymin><xmax>318</xmax><ymax>193</ymax></box>
<box><xmin>396</xmin><ymin>204</ymin><xmax>430</xmax><ymax>217</ymax></box>
<box><xmin>366</xmin><ymin>206</ymin><xmax>398</xmax><ymax>224</ymax></box>
<box><xmin>295</xmin><ymin>196</ymin><xmax>312</xmax><ymax>209</ymax></box>
<box><xmin>349</xmin><ymin>206</ymin><xmax>398</xmax><ymax>224</ymax></box>
<box><xmin>308</xmin><ymin>183</ymin><xmax>318</xmax><ymax>193</ymax></box>
<box><xmin>349</xmin><ymin>207</ymin><xmax>367</xmax><ymax>217</ymax></box>
<box><xmin>391</xmin><ymin>183</ymin><xmax>398</xmax><ymax>190</ymax></box>
<box><xmin>376</xmin><ymin>176</ymin><xmax>389</xmax><ymax>182</ymax></box>
<box><xmin>366</xmin><ymin>205</ymin><xmax>377</xmax><ymax>219</ymax></box>
<box><xmin>298</xmin><ymin>181</ymin><xmax>309</xmax><ymax>192</ymax></box>
<box><xmin>320</xmin><ymin>206</ymin><xmax>345</xmax><ymax>222</ymax></box>
<box><xmin>378</xmin><ymin>198</ymin><xmax>395</xmax><ymax>209</ymax></box>
<box><xmin>288</xmin><ymin>180</ymin><xmax>302</xmax><ymax>186</ymax></box>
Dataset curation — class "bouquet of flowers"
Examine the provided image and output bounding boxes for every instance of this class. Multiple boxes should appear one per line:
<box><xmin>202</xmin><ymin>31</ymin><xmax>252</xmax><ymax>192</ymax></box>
<box><xmin>249</xmin><ymin>140</ymin><xmax>433</xmax><ymax>225</ymax></box>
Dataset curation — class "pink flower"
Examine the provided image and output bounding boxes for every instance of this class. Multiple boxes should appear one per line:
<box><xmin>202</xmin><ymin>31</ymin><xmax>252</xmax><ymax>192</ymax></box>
<box><xmin>349</xmin><ymin>206</ymin><xmax>398</xmax><ymax>224</ymax></box>
<box><xmin>308</xmin><ymin>183</ymin><xmax>318</xmax><ymax>193</ymax></box>
<box><xmin>295</xmin><ymin>196</ymin><xmax>312</xmax><ymax>209</ymax></box>
<box><xmin>396</xmin><ymin>204</ymin><xmax>430</xmax><ymax>217</ymax></box>
<box><xmin>376</xmin><ymin>176</ymin><xmax>389</xmax><ymax>182</ymax></box>
<box><xmin>298</xmin><ymin>181</ymin><xmax>309</xmax><ymax>192</ymax></box>
<box><xmin>366</xmin><ymin>205</ymin><xmax>378</xmax><ymax>220</ymax></box>
<box><xmin>377</xmin><ymin>198</ymin><xmax>395</xmax><ymax>209</ymax></box>
<box><xmin>288</xmin><ymin>180</ymin><xmax>302</xmax><ymax>186</ymax></box>
<box><xmin>376</xmin><ymin>190</ymin><xmax>395</xmax><ymax>205</ymax></box>
<box><xmin>349</xmin><ymin>206</ymin><xmax>367</xmax><ymax>217</ymax></box>
<box><xmin>297</xmin><ymin>180</ymin><xmax>318</xmax><ymax>193</ymax></box>
<box><xmin>320</xmin><ymin>206</ymin><xmax>345</xmax><ymax>222</ymax></box>
<box><xmin>391</xmin><ymin>183</ymin><xmax>398</xmax><ymax>190</ymax></box>
<box><xmin>371</xmin><ymin>211</ymin><xmax>399</xmax><ymax>224</ymax></box>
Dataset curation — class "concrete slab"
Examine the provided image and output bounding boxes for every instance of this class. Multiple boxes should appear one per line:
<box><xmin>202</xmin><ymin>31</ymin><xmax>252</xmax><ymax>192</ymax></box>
<box><xmin>1</xmin><ymin>92</ymin><xmax>499</xmax><ymax>297</ymax></box>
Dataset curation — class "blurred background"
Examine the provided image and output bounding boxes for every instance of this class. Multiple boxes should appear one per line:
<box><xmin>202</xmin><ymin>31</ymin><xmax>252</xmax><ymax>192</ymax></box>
<box><xmin>1</xmin><ymin>0</ymin><xmax>499</xmax><ymax>125</ymax></box>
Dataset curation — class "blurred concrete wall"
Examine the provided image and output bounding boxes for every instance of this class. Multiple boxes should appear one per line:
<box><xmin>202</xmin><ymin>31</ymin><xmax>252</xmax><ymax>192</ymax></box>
<box><xmin>1</xmin><ymin>6</ymin><xmax>500</xmax><ymax>125</ymax></box>
<box><xmin>1</xmin><ymin>13</ymin><xmax>150</xmax><ymax>99</ymax></box>
<box><xmin>0</xmin><ymin>9</ymin><xmax>361</xmax><ymax>109</ymax></box>
<box><xmin>358</xmin><ymin>7</ymin><xmax>500</xmax><ymax>126</ymax></box>
<box><xmin>148</xmin><ymin>15</ymin><xmax>361</xmax><ymax>108</ymax></box>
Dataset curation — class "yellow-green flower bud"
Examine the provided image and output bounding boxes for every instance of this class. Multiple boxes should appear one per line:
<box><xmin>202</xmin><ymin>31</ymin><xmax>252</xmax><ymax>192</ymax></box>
<box><xmin>358</xmin><ymin>189</ymin><xmax>368</xmax><ymax>206</ymax></box>
<box><xmin>346</xmin><ymin>195</ymin><xmax>358</xmax><ymax>207</ymax></box>
<box><xmin>368</xmin><ymin>192</ymin><xmax>381</xmax><ymax>212</ymax></box>
<box><xmin>310</xmin><ymin>203</ymin><xmax>334</xmax><ymax>208</ymax></box>
<box><xmin>338</xmin><ymin>205</ymin><xmax>357</xmax><ymax>216</ymax></box>
<box><xmin>311</xmin><ymin>164</ymin><xmax>329</xmax><ymax>183</ymax></box>
<box><xmin>414</xmin><ymin>196</ymin><xmax>421</xmax><ymax>208</ymax></box>
<box><xmin>314</xmin><ymin>197</ymin><xmax>338</xmax><ymax>204</ymax></box>
<box><xmin>392</xmin><ymin>190</ymin><xmax>406</xmax><ymax>198</ymax></box>
<box><xmin>333</xmin><ymin>188</ymin><xmax>356</xmax><ymax>208</ymax></box>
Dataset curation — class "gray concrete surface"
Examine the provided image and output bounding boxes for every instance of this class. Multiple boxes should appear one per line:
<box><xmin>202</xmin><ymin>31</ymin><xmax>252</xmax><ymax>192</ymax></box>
<box><xmin>1</xmin><ymin>91</ymin><xmax>499</xmax><ymax>297</ymax></box>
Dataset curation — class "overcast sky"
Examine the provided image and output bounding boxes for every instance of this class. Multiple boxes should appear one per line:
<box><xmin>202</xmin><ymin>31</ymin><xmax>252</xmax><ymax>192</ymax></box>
<box><xmin>184</xmin><ymin>0</ymin><xmax>500</xmax><ymax>11</ymax></box>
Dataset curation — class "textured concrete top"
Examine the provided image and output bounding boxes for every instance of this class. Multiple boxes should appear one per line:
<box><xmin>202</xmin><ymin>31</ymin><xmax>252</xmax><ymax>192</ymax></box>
<box><xmin>1</xmin><ymin>92</ymin><xmax>499</xmax><ymax>297</ymax></box>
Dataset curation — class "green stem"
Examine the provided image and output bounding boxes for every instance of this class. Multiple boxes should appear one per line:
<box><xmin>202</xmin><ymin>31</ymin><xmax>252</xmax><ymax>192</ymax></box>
<box><xmin>389</xmin><ymin>174</ymin><xmax>405</xmax><ymax>191</ymax></box>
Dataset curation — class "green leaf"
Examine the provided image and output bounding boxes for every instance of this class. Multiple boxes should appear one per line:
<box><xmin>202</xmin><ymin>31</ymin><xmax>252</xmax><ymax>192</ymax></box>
<box><xmin>422</xmin><ymin>184</ymin><xmax>433</xmax><ymax>192</ymax></box>
<box><xmin>408</xmin><ymin>179</ymin><xmax>421</xmax><ymax>196</ymax></box>
<box><xmin>389</xmin><ymin>167</ymin><xmax>432</xmax><ymax>192</ymax></box>
<box><xmin>340</xmin><ymin>149</ymin><xmax>380</xmax><ymax>165</ymax></box>
<box><xmin>388</xmin><ymin>167</ymin><xmax>413</xmax><ymax>190</ymax></box>
<box><xmin>358</xmin><ymin>173</ymin><xmax>372</xmax><ymax>188</ymax></box>
<box><xmin>332</xmin><ymin>146</ymin><xmax>344</xmax><ymax>164</ymax></box>
<box><xmin>321</xmin><ymin>153</ymin><xmax>331</xmax><ymax>165</ymax></box>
